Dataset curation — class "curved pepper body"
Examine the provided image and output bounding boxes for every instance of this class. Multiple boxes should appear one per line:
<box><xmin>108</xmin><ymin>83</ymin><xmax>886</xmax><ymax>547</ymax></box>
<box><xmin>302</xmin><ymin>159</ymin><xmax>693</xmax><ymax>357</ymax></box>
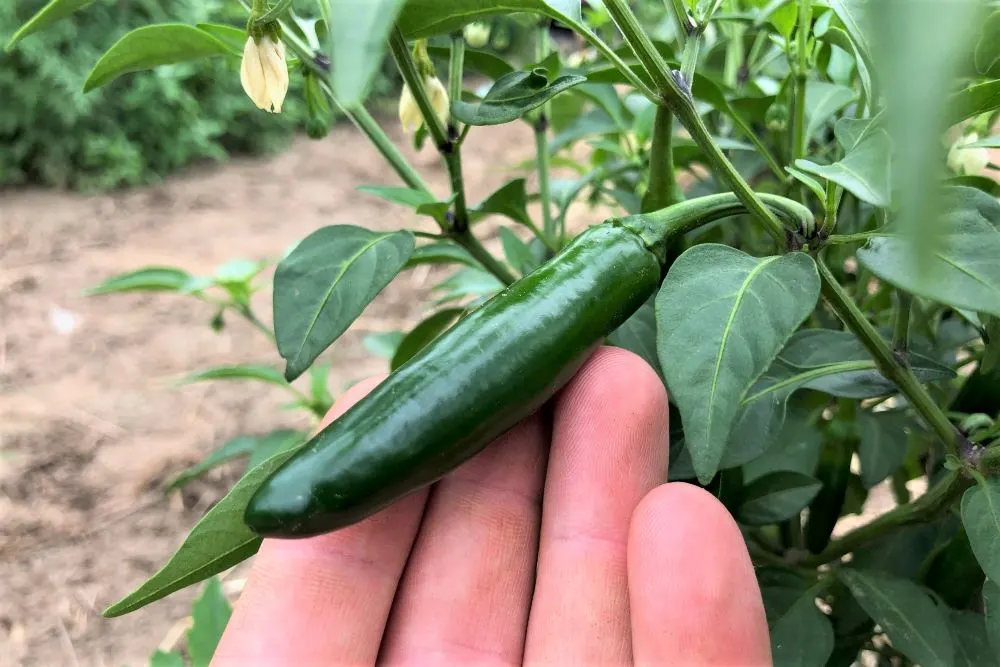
<box><xmin>246</xmin><ymin>222</ymin><xmax>661</xmax><ymax>538</ymax></box>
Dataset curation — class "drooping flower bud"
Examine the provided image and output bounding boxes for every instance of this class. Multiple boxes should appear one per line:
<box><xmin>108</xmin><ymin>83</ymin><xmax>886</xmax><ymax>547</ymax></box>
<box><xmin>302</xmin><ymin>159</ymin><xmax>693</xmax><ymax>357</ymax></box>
<box><xmin>304</xmin><ymin>72</ymin><xmax>333</xmax><ymax>139</ymax></box>
<box><xmin>765</xmin><ymin>102</ymin><xmax>789</xmax><ymax>132</ymax></box>
<box><xmin>463</xmin><ymin>22</ymin><xmax>491</xmax><ymax>48</ymax></box>
<box><xmin>398</xmin><ymin>75</ymin><xmax>450</xmax><ymax>135</ymax></box>
<box><xmin>240</xmin><ymin>33</ymin><xmax>289</xmax><ymax>113</ymax></box>
<box><xmin>947</xmin><ymin>132</ymin><xmax>989</xmax><ymax>175</ymax></box>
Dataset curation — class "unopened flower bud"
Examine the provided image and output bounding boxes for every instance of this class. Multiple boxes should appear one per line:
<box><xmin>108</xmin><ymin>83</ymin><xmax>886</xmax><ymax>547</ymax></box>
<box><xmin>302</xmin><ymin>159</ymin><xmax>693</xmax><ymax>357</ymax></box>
<box><xmin>766</xmin><ymin>102</ymin><xmax>789</xmax><ymax>132</ymax></box>
<box><xmin>240</xmin><ymin>34</ymin><xmax>289</xmax><ymax>113</ymax></box>
<box><xmin>463</xmin><ymin>22</ymin><xmax>491</xmax><ymax>48</ymax></box>
<box><xmin>398</xmin><ymin>75</ymin><xmax>450</xmax><ymax>134</ymax></box>
<box><xmin>947</xmin><ymin>132</ymin><xmax>989</xmax><ymax>175</ymax></box>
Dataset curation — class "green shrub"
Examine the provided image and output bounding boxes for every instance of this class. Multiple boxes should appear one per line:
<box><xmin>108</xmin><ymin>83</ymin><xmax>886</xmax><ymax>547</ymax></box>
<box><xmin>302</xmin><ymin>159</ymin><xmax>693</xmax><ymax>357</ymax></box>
<box><xmin>0</xmin><ymin>0</ymin><xmax>304</xmax><ymax>191</ymax></box>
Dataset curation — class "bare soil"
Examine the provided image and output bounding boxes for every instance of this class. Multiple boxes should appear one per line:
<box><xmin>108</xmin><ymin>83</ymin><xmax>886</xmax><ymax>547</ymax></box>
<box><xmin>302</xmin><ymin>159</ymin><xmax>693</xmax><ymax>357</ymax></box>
<box><xmin>0</xmin><ymin>120</ymin><xmax>598</xmax><ymax>667</ymax></box>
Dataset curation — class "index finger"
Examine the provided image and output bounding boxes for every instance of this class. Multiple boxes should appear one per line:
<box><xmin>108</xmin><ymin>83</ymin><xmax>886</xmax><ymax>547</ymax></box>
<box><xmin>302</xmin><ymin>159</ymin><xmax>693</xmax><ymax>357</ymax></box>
<box><xmin>212</xmin><ymin>375</ymin><xmax>429</xmax><ymax>667</ymax></box>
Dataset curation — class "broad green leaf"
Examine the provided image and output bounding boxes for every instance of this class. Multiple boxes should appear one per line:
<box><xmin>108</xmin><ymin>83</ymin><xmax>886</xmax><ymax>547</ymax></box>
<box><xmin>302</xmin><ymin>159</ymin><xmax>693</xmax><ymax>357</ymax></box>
<box><xmin>186</xmin><ymin>578</ymin><xmax>231</xmax><ymax>667</ymax></box>
<box><xmin>739</xmin><ymin>471</ymin><xmax>822</xmax><ymax>525</ymax></box>
<box><xmin>985</xmin><ymin>580</ymin><xmax>1000</xmax><ymax>655</ymax></box>
<box><xmin>274</xmin><ymin>226</ymin><xmax>414</xmax><ymax>381</ymax></box>
<box><xmin>415</xmin><ymin>198</ymin><xmax>455</xmax><ymax>226</ymax></box>
<box><xmin>834</xmin><ymin>114</ymin><xmax>881</xmax><ymax>152</ymax></box>
<box><xmin>405</xmin><ymin>242</ymin><xmax>480</xmax><ymax>269</ymax></box>
<box><xmin>742</xmin><ymin>402</ymin><xmax>821</xmax><ymax>482</ymax></box>
<box><xmin>857</xmin><ymin>410</ymin><xmax>910</xmax><ymax>488</ymax></box>
<box><xmin>398</xmin><ymin>0</ymin><xmax>583</xmax><ymax>39</ymax></box>
<box><xmin>838</xmin><ymin>568</ymin><xmax>954</xmax><ymax>667</ymax></box>
<box><xmin>770</xmin><ymin>591</ymin><xmax>835</xmax><ymax>667</ymax></box>
<box><xmin>858</xmin><ymin>186</ymin><xmax>1000</xmax><ymax>317</ymax></box>
<box><xmin>976</xmin><ymin>11</ymin><xmax>1000</xmax><ymax>73</ymax></box>
<box><xmin>951</xmin><ymin>610</ymin><xmax>999</xmax><ymax>667</ymax></box>
<box><xmin>948</xmin><ymin>175</ymin><xmax>1000</xmax><ymax>198</ymax></box>
<box><xmin>795</xmin><ymin>129</ymin><xmax>891</xmax><ymax>207</ymax></box>
<box><xmin>498</xmin><ymin>227</ymin><xmax>536</xmax><ymax>276</ymax></box>
<box><xmin>948</xmin><ymin>80</ymin><xmax>1000</xmax><ymax>128</ymax></box>
<box><xmin>86</xmin><ymin>267</ymin><xmax>193</xmax><ymax>296</ymax></box>
<box><xmin>573</xmin><ymin>83</ymin><xmax>629</xmax><ymax>131</ymax></box>
<box><xmin>194</xmin><ymin>23</ymin><xmax>246</xmax><ymax>56</ymax></box>
<box><xmin>472</xmin><ymin>179</ymin><xmax>534</xmax><ymax>227</ymax></box>
<box><xmin>655</xmin><ymin>245</ymin><xmax>820</xmax><ymax>483</ymax></box>
<box><xmin>391</xmin><ymin>308</ymin><xmax>464</xmax><ymax>370</ymax></box>
<box><xmin>103</xmin><ymin>443</ymin><xmax>307</xmax><ymax>616</ymax></box>
<box><xmin>84</xmin><ymin>24</ymin><xmax>233</xmax><ymax>92</ymax></box>
<box><xmin>426</xmin><ymin>45</ymin><xmax>514</xmax><ymax>80</ymax></box>
<box><xmin>819</xmin><ymin>26</ymin><xmax>874</xmax><ymax>108</ymax></box>
<box><xmin>329</xmin><ymin>0</ymin><xmax>406</xmax><ymax>107</ymax></box>
<box><xmin>452</xmin><ymin>68</ymin><xmax>587</xmax><ymax>126</ymax></box>
<box><xmin>829</xmin><ymin>0</ymin><xmax>873</xmax><ymax>79</ymax></box>
<box><xmin>6</xmin><ymin>0</ymin><xmax>95</xmax><ymax>50</ymax></box>
<box><xmin>180</xmin><ymin>365</ymin><xmax>288</xmax><ymax>388</ymax></box>
<box><xmin>804</xmin><ymin>81</ymin><xmax>857</xmax><ymax>141</ymax></box>
<box><xmin>357</xmin><ymin>185</ymin><xmax>437</xmax><ymax>209</ymax></box>
<box><xmin>961</xmin><ymin>479</ymin><xmax>1000</xmax><ymax>583</ymax></box>
<box><xmin>607</xmin><ymin>296</ymin><xmax>660</xmax><ymax>378</ymax></box>
<box><xmin>363</xmin><ymin>331</ymin><xmax>405</xmax><ymax>359</ymax></box>
<box><xmin>166</xmin><ymin>430</ymin><xmax>304</xmax><ymax>491</ymax></box>
<box><xmin>150</xmin><ymin>651</ymin><xmax>184</xmax><ymax>667</ymax></box>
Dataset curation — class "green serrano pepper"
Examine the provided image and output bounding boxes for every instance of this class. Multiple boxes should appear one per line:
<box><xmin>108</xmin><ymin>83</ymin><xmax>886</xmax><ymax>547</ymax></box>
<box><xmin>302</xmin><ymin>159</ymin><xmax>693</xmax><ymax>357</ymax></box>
<box><xmin>245</xmin><ymin>193</ymin><xmax>813</xmax><ymax>538</ymax></box>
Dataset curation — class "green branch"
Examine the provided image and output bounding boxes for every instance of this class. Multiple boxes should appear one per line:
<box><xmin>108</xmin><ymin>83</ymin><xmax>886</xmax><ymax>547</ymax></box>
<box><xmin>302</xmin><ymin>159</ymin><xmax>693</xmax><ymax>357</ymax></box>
<box><xmin>641</xmin><ymin>105</ymin><xmax>683</xmax><ymax>213</ymax></box>
<box><xmin>534</xmin><ymin>24</ymin><xmax>557</xmax><ymax>246</ymax></box>
<box><xmin>816</xmin><ymin>256</ymin><xmax>961</xmax><ymax>455</ymax></box>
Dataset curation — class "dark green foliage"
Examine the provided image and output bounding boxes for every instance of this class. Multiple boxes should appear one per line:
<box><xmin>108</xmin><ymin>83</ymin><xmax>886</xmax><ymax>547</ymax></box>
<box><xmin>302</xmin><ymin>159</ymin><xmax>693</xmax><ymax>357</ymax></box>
<box><xmin>0</xmin><ymin>0</ymin><xmax>303</xmax><ymax>191</ymax></box>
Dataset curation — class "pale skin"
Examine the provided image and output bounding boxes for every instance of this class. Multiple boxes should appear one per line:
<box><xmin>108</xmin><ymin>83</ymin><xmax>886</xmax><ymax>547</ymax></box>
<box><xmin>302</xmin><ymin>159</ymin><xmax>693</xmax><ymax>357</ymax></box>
<box><xmin>213</xmin><ymin>347</ymin><xmax>772</xmax><ymax>666</ymax></box>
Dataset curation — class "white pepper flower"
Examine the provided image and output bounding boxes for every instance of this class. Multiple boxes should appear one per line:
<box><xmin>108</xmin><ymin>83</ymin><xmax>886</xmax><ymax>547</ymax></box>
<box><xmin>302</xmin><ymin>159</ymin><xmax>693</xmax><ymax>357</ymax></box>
<box><xmin>947</xmin><ymin>132</ymin><xmax>990</xmax><ymax>175</ymax></box>
<box><xmin>398</xmin><ymin>75</ymin><xmax>450</xmax><ymax>134</ymax></box>
<box><xmin>240</xmin><ymin>34</ymin><xmax>289</xmax><ymax>113</ymax></box>
<box><xmin>463</xmin><ymin>22</ymin><xmax>491</xmax><ymax>48</ymax></box>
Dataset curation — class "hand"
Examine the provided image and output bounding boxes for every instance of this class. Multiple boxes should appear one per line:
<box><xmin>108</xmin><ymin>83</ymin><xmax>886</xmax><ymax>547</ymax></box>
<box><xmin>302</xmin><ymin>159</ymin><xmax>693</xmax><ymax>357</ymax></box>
<box><xmin>213</xmin><ymin>347</ymin><xmax>771</xmax><ymax>666</ymax></box>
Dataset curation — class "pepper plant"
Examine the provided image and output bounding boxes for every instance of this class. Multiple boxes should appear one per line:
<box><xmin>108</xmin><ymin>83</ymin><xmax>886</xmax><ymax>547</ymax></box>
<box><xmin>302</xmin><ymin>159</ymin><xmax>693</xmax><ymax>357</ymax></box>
<box><xmin>11</xmin><ymin>0</ymin><xmax>1000</xmax><ymax>664</ymax></box>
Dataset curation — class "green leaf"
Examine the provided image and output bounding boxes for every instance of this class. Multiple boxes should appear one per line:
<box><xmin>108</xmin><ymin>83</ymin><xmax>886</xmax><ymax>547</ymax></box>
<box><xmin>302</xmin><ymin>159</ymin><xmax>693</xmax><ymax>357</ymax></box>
<box><xmin>804</xmin><ymin>81</ymin><xmax>858</xmax><ymax>142</ymax></box>
<box><xmin>149</xmin><ymin>651</ymin><xmax>184</xmax><ymax>667</ymax></box>
<box><xmin>405</xmin><ymin>242</ymin><xmax>480</xmax><ymax>270</ymax></box>
<box><xmin>985</xmin><ymin>580</ymin><xmax>1000</xmax><ymax>655</ymax></box>
<box><xmin>86</xmin><ymin>267</ymin><xmax>193</xmax><ymax>296</ymax></box>
<box><xmin>186</xmin><ymin>578</ymin><xmax>232</xmax><ymax>667</ymax></box>
<box><xmin>274</xmin><ymin>225</ymin><xmax>414</xmax><ymax>381</ymax></box>
<box><xmin>742</xmin><ymin>402</ymin><xmax>821</xmax><ymax>482</ymax></box>
<box><xmin>655</xmin><ymin>245</ymin><xmax>820</xmax><ymax>484</ymax></box>
<box><xmin>84</xmin><ymin>24</ymin><xmax>233</xmax><ymax>92</ymax></box>
<box><xmin>357</xmin><ymin>185</ymin><xmax>437</xmax><ymax>209</ymax></box>
<box><xmin>976</xmin><ymin>11</ymin><xmax>1000</xmax><ymax>73</ymax></box>
<box><xmin>607</xmin><ymin>296</ymin><xmax>661</xmax><ymax>378</ymax></box>
<box><xmin>739</xmin><ymin>471</ymin><xmax>822</xmax><ymax>525</ymax></box>
<box><xmin>103</xmin><ymin>441</ymin><xmax>308</xmax><ymax>616</ymax></box>
<box><xmin>784</xmin><ymin>165</ymin><xmax>827</xmax><ymax>205</ymax></box>
<box><xmin>194</xmin><ymin>23</ymin><xmax>247</xmax><ymax>56</ymax></box>
<box><xmin>857</xmin><ymin>410</ymin><xmax>910</xmax><ymax>488</ymax></box>
<box><xmin>948</xmin><ymin>80</ymin><xmax>1000</xmax><ymax>128</ymax></box>
<box><xmin>398</xmin><ymin>0</ymin><xmax>583</xmax><ymax>39</ymax></box>
<box><xmin>770</xmin><ymin>591</ymin><xmax>835</xmax><ymax>667</ymax></box>
<box><xmin>6</xmin><ymin>0</ymin><xmax>95</xmax><ymax>50</ymax></box>
<box><xmin>329</xmin><ymin>0</ymin><xmax>406</xmax><ymax>107</ymax></box>
<box><xmin>426</xmin><ymin>45</ymin><xmax>514</xmax><ymax>80</ymax></box>
<box><xmin>951</xmin><ymin>610</ymin><xmax>999</xmax><ymax>667</ymax></box>
<box><xmin>961</xmin><ymin>479</ymin><xmax>1000</xmax><ymax>583</ymax></box>
<box><xmin>451</xmin><ymin>68</ymin><xmax>587</xmax><ymax>126</ymax></box>
<box><xmin>472</xmin><ymin>179</ymin><xmax>534</xmax><ymax>227</ymax></box>
<box><xmin>819</xmin><ymin>26</ymin><xmax>874</xmax><ymax>108</ymax></box>
<box><xmin>858</xmin><ymin>186</ymin><xmax>1000</xmax><ymax>317</ymax></box>
<box><xmin>390</xmin><ymin>308</ymin><xmax>465</xmax><ymax>371</ymax></box>
<box><xmin>166</xmin><ymin>430</ymin><xmax>304</xmax><ymax>491</ymax></box>
<box><xmin>433</xmin><ymin>267</ymin><xmax>504</xmax><ymax>303</ymax></box>
<box><xmin>363</xmin><ymin>331</ymin><xmax>405</xmax><ymax>359</ymax></box>
<box><xmin>180</xmin><ymin>365</ymin><xmax>288</xmax><ymax>388</ymax></box>
<box><xmin>795</xmin><ymin>129</ymin><xmax>891</xmax><ymax>207</ymax></box>
<box><xmin>834</xmin><ymin>114</ymin><xmax>881</xmax><ymax>152</ymax></box>
<box><xmin>838</xmin><ymin>568</ymin><xmax>954</xmax><ymax>667</ymax></box>
<box><xmin>498</xmin><ymin>227</ymin><xmax>536</xmax><ymax>276</ymax></box>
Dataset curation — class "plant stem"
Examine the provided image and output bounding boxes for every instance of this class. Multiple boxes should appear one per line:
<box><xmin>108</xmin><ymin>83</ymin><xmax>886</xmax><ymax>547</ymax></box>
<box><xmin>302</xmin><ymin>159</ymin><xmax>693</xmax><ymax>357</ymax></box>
<box><xmin>790</xmin><ymin>0</ymin><xmax>811</xmax><ymax>165</ymax></box>
<box><xmin>642</xmin><ymin>105</ymin><xmax>682</xmax><ymax>213</ymax></box>
<box><xmin>892</xmin><ymin>292</ymin><xmax>912</xmax><ymax>353</ymax></box>
<box><xmin>816</xmin><ymin>256</ymin><xmax>961</xmax><ymax>455</ymax></box>
<box><xmin>602</xmin><ymin>0</ymin><xmax>787</xmax><ymax>243</ymax></box>
<box><xmin>666</xmin><ymin>0</ymin><xmax>693</xmax><ymax>45</ymax></box>
<box><xmin>823</xmin><ymin>178</ymin><xmax>837</xmax><ymax>233</ymax></box>
<box><xmin>448</xmin><ymin>31</ymin><xmax>464</xmax><ymax>115</ymax></box>
<box><xmin>389</xmin><ymin>26</ymin><xmax>517</xmax><ymax>286</ymax></box>
<box><xmin>798</xmin><ymin>470</ymin><xmax>971</xmax><ymax>566</ymax></box>
<box><xmin>535</xmin><ymin>24</ymin><xmax>557</xmax><ymax>246</ymax></box>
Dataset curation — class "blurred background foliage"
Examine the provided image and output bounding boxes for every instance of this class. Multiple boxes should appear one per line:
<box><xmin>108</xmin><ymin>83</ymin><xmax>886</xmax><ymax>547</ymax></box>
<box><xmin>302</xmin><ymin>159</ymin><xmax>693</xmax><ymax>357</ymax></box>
<box><xmin>0</xmin><ymin>0</ymin><xmax>538</xmax><ymax>192</ymax></box>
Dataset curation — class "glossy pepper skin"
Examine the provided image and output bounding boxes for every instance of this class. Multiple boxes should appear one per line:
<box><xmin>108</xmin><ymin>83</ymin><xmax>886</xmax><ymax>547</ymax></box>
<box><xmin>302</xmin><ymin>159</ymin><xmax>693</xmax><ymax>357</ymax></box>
<box><xmin>246</xmin><ymin>222</ymin><xmax>661</xmax><ymax>538</ymax></box>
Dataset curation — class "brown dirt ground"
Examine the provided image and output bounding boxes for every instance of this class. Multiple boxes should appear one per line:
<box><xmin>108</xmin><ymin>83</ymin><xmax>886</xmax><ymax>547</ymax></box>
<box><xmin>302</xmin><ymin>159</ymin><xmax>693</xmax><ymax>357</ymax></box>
<box><xmin>0</xmin><ymin>120</ymin><xmax>618</xmax><ymax>667</ymax></box>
